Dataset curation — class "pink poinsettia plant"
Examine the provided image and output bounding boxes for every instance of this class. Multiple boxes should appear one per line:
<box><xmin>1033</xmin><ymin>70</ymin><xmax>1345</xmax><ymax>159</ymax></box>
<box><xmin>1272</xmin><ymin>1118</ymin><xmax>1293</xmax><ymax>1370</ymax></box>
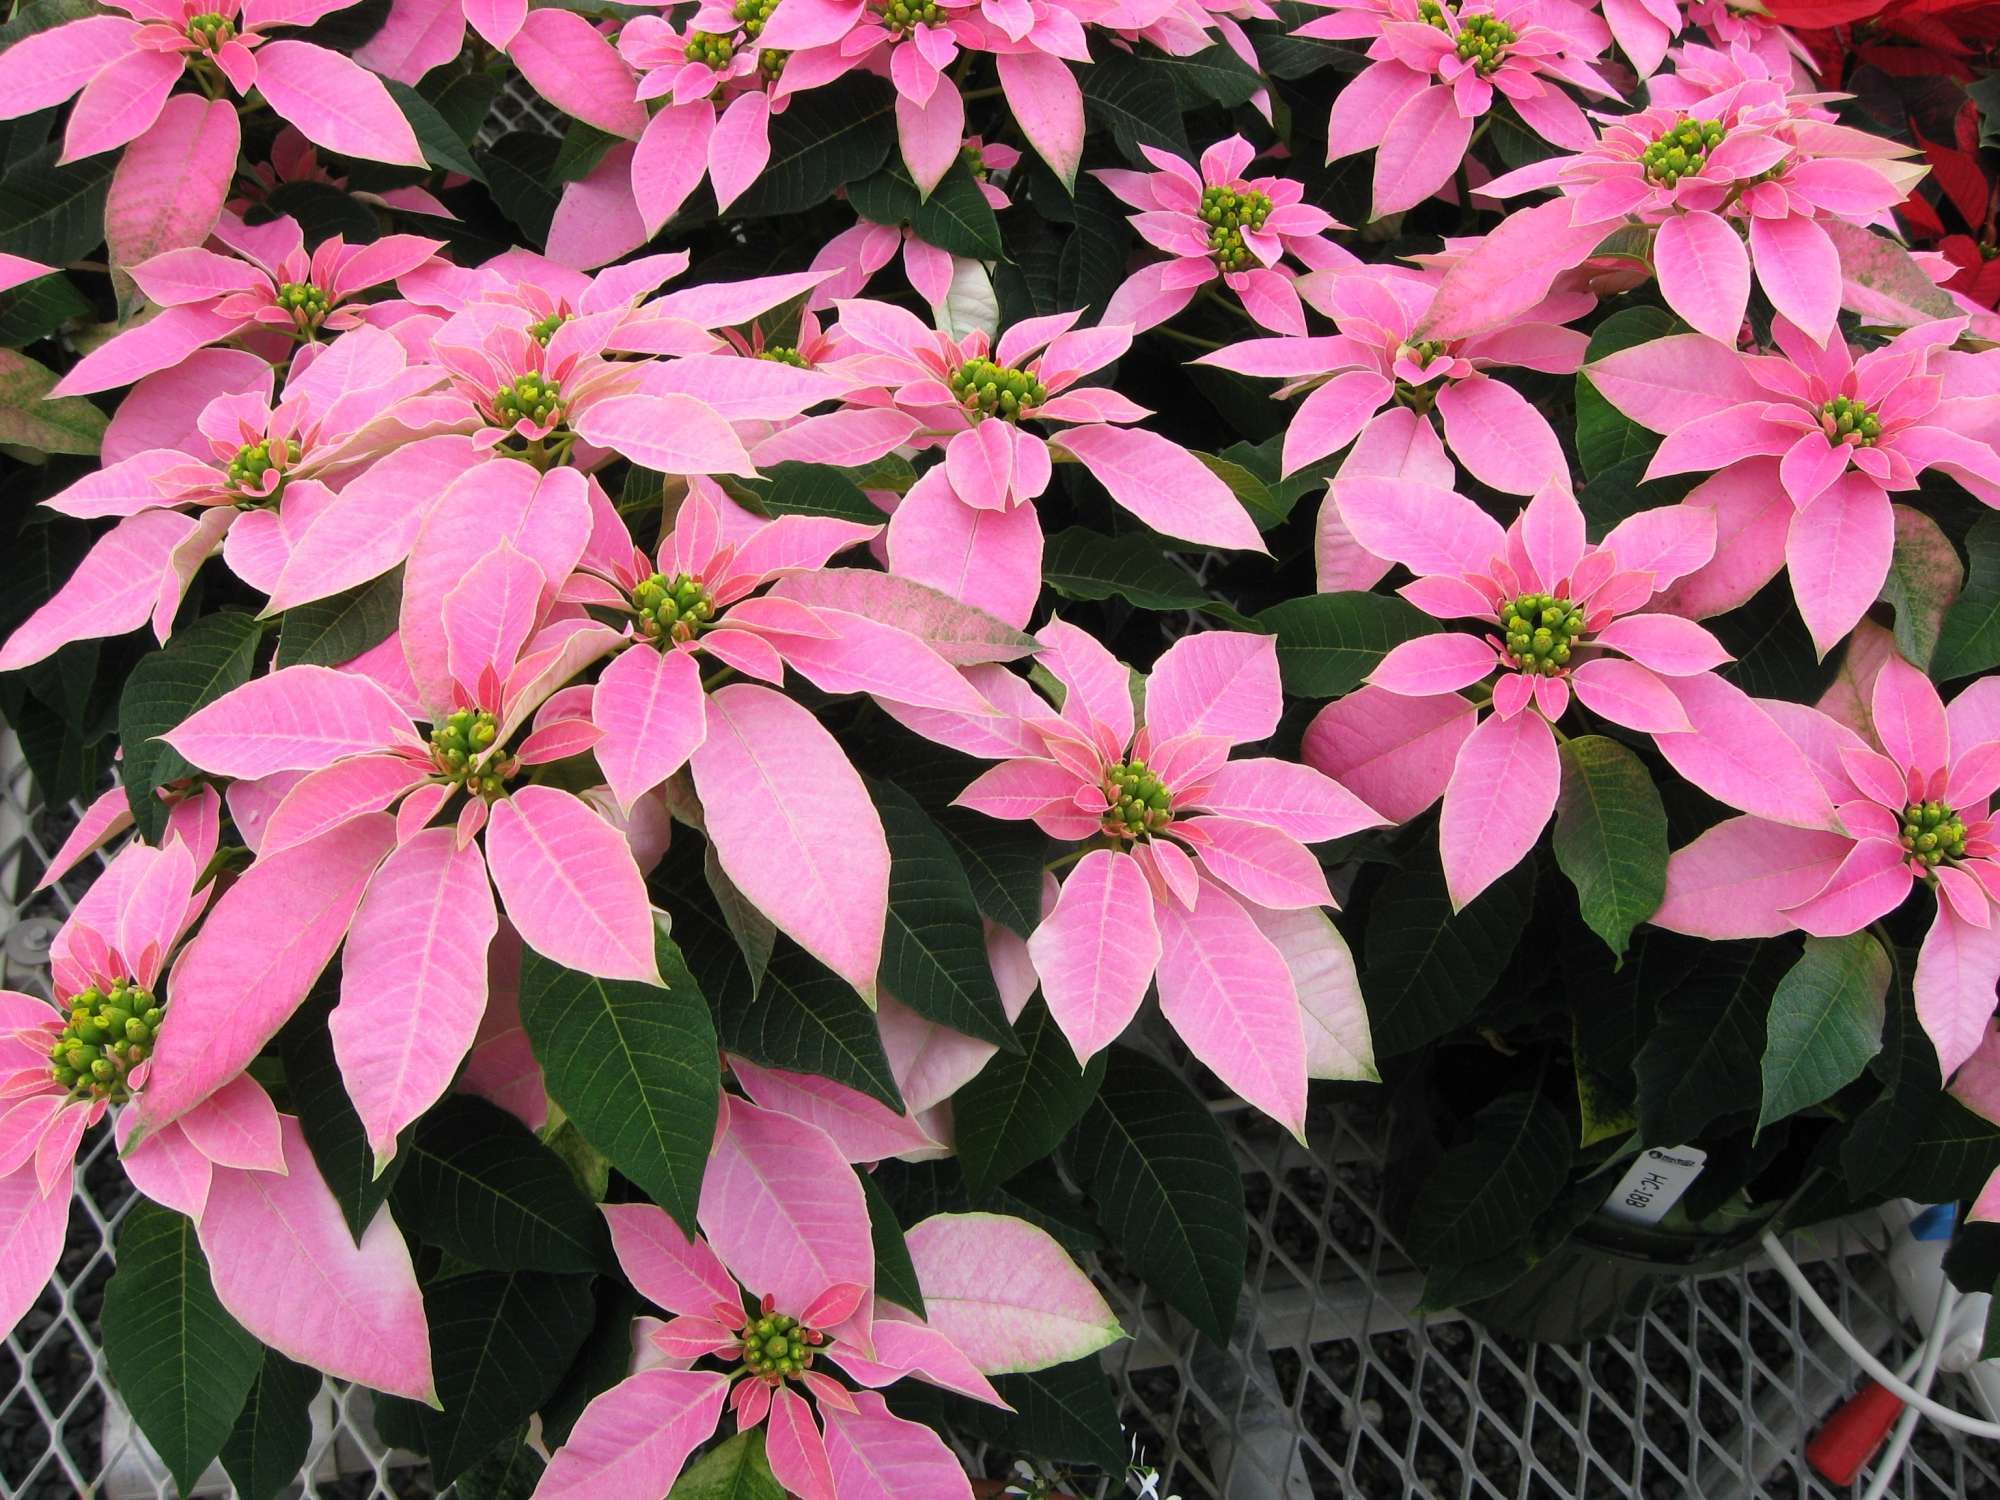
<box><xmin>8</xmin><ymin>0</ymin><xmax>2000</xmax><ymax>1487</ymax></box>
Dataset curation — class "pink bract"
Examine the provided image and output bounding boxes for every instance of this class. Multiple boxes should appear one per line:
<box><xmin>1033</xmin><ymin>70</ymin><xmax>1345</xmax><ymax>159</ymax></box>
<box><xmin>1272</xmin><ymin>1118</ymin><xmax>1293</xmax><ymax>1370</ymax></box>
<box><xmin>948</xmin><ymin>624</ymin><xmax>1384</xmax><ymax>1132</ymax></box>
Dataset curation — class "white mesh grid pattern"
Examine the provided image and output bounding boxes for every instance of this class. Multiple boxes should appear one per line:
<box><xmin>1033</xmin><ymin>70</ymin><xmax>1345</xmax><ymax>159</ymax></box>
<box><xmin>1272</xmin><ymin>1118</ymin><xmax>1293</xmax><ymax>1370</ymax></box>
<box><xmin>5</xmin><ymin>749</ymin><xmax>1999</xmax><ymax>1498</ymax></box>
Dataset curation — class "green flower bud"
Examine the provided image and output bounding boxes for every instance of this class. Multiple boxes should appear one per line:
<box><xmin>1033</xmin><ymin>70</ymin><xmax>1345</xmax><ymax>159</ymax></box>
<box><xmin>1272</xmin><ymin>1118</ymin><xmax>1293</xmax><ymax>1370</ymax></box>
<box><xmin>273</xmin><ymin>280</ymin><xmax>331</xmax><ymax>331</ymax></box>
<box><xmin>527</xmin><ymin>311</ymin><xmax>573</xmax><ymax>346</ymax></box>
<box><xmin>1199</xmin><ymin>185</ymin><xmax>1276</xmax><ymax>271</ymax></box>
<box><xmin>633</xmin><ymin>572</ymin><xmax>716</xmax><ymax>643</ymax></box>
<box><xmin>948</xmin><ymin>356</ymin><xmax>1049</xmax><ymax>422</ymax></box>
<box><xmin>1642</xmin><ymin>116</ymin><xmax>1728</xmax><ymax>186</ymax></box>
<box><xmin>1498</xmin><ymin>591</ymin><xmax>1586</xmax><ymax>676</ymax></box>
<box><xmin>1901</xmin><ymin>799</ymin><xmax>1969</xmax><ymax>873</ymax></box>
<box><xmin>732</xmin><ymin>0</ymin><xmax>781</xmax><ymax>33</ymax></box>
<box><xmin>185</xmin><ymin>11</ymin><xmax>236</xmax><ymax>48</ymax></box>
<box><xmin>1099</xmin><ymin>760</ymin><xmax>1176</xmax><ymax>839</ymax></box>
<box><xmin>756</xmin><ymin>344</ymin><xmax>809</xmax><ymax>367</ymax></box>
<box><xmin>491</xmin><ymin>372</ymin><xmax>568</xmax><ymax>432</ymax></box>
<box><xmin>684</xmin><ymin>28</ymin><xmax>737</xmax><ymax>66</ymax></box>
<box><xmin>52</xmin><ymin>978</ymin><xmax>160</xmax><ymax>1101</ymax></box>
<box><xmin>1818</xmin><ymin>394</ymin><xmax>1884</xmax><ymax>447</ymax></box>
<box><xmin>873</xmin><ymin>0</ymin><xmax>942</xmax><ymax>30</ymax></box>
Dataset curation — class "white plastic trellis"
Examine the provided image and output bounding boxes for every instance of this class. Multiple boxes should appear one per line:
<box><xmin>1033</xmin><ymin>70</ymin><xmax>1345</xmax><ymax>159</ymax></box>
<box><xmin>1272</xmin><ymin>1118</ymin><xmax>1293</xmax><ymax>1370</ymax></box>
<box><xmin>6</xmin><ymin>743</ymin><xmax>2000</xmax><ymax>1500</ymax></box>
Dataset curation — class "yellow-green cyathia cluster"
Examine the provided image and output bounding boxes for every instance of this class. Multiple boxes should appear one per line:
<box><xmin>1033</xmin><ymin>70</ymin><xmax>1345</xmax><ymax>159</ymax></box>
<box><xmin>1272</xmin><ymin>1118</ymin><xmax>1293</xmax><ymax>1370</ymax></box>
<box><xmin>1451</xmin><ymin>13</ymin><xmax>1516</xmax><ymax>72</ymax></box>
<box><xmin>1900</xmin><ymin>800</ymin><xmax>1967</xmax><ymax>869</ymax></box>
<box><xmin>738</xmin><ymin>1312</ymin><xmax>820</xmax><ymax>1380</ymax></box>
<box><xmin>684</xmin><ymin>28</ymin><xmax>737</xmax><ymax>66</ymax></box>
<box><xmin>226</xmin><ymin>437</ymin><xmax>296</xmax><ymax>493</ymax></box>
<box><xmin>949</xmin><ymin>356</ymin><xmax>1047</xmax><ymax>420</ymax></box>
<box><xmin>49</xmin><ymin>980</ymin><xmax>161</xmax><ymax>1102</ymax></box>
<box><xmin>1500</xmin><ymin>592</ymin><xmax>1584</xmax><ymax>675</ymax></box>
<box><xmin>274</xmin><ymin>280</ymin><xmax>331</xmax><ymax>329</ymax></box>
<box><xmin>1642</xmin><ymin>117</ymin><xmax>1726</xmax><ymax>187</ymax></box>
<box><xmin>634</xmin><ymin>572</ymin><xmax>716</xmax><ymax>642</ymax></box>
<box><xmin>733</xmin><ymin>0</ymin><xmax>781</xmax><ymax>36</ymax></box>
<box><xmin>874</xmin><ymin>0</ymin><xmax>942</xmax><ymax>32</ymax></box>
<box><xmin>756</xmin><ymin>345</ymin><xmax>809</xmax><ymax>366</ymax></box>
<box><xmin>1818</xmin><ymin>394</ymin><xmax>1882</xmax><ymax>446</ymax></box>
<box><xmin>491</xmin><ymin>372</ymin><xmax>565</xmax><ymax>430</ymax></box>
<box><xmin>431</xmin><ymin>708</ymin><xmax>508</xmax><ymax>796</ymax></box>
<box><xmin>1200</xmin><ymin>185</ymin><xmax>1273</xmax><ymax>272</ymax></box>
<box><xmin>1102</xmin><ymin>760</ymin><xmax>1174</xmax><ymax>838</ymax></box>
<box><xmin>527</xmin><ymin>310</ymin><xmax>573</xmax><ymax>346</ymax></box>
<box><xmin>185</xmin><ymin>11</ymin><xmax>235</xmax><ymax>48</ymax></box>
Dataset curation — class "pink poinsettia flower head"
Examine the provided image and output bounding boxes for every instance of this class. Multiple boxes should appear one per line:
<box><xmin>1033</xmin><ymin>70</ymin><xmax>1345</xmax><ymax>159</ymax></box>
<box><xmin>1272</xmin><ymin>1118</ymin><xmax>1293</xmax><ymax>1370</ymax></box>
<box><xmin>1314</xmin><ymin>480</ymin><xmax>1837</xmax><ymax>908</ymax></box>
<box><xmin>1479</xmin><ymin>78</ymin><xmax>1923</xmax><ymax>344</ymax></box>
<box><xmin>1656</xmin><ymin>663</ymin><xmax>2000</xmax><ymax>1077</ymax></box>
<box><xmin>614</xmin><ymin>5</ymin><xmax>792</xmax><ymax>234</ymax></box>
<box><xmin>1646</xmin><ymin>34</ymin><xmax>1819</xmax><ymax>109</ymax></box>
<box><xmin>1200</xmin><ymin>263</ymin><xmax>1586</xmax><ymax>493</ymax></box>
<box><xmin>429</xmin><ymin>300</ymin><xmax>659</xmax><ymax>455</ymax></box>
<box><xmin>356</xmin><ymin>0</ymin><xmax>550</xmax><ymax>83</ymax></box>
<box><xmin>55</xmin><ymin>216</ymin><xmax>444</xmax><ymax>397</ymax></box>
<box><xmin>1586</xmin><ymin>315</ymin><xmax>2000</xmax><ymax>651</ymax></box>
<box><xmin>0</xmin><ymin>333</ymin><xmax>455</xmax><ymax>672</ymax></box>
<box><xmin>131</xmin><ymin>475</ymin><xmax>666</xmax><ymax>1171</ymax></box>
<box><xmin>1680</xmin><ymin>0</ymin><xmax>1811</xmax><ymax>84</ymax></box>
<box><xmin>540</xmin><ymin>1097</ymin><xmax>1120</xmax><ymax>1500</ymax></box>
<box><xmin>1305</xmin><ymin>0</ymin><xmax>1616</xmax><ymax>217</ymax></box>
<box><xmin>945</xmin><ymin>626</ymin><xmax>1385</xmax><ymax>1132</ymax></box>
<box><xmin>1097</xmin><ymin>135</ymin><xmax>1351</xmax><ymax>336</ymax></box>
<box><xmin>575</xmin><ymin>479</ymin><xmax>1014</xmax><ymax>996</ymax></box>
<box><xmin>0</xmin><ymin>803</ymin><xmax>305</xmax><ymax>1335</ymax></box>
<box><xmin>0</xmin><ymin>0</ymin><xmax>424</xmax><ymax>168</ymax></box>
<box><xmin>757</xmin><ymin>0</ymin><xmax>1088</xmax><ymax>193</ymax></box>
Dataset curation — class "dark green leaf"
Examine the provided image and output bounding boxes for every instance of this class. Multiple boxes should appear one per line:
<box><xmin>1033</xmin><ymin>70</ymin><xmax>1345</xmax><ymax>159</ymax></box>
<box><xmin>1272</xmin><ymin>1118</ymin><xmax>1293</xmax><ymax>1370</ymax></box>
<box><xmin>672</xmin><ymin>1430</ymin><xmax>784</xmax><ymax>1499</ymax></box>
<box><xmin>382</xmin><ymin>79</ymin><xmax>486</xmax><ymax>182</ymax></box>
<box><xmin>1251</xmin><ymin>1</ymin><xmax>1365</xmax><ymax>80</ymax></box>
<box><xmin>1715</xmin><ymin>576</ymin><xmax>1837</xmax><ymax>703</ymax></box>
<box><xmin>1362</xmin><ymin>859</ymin><xmax>1534</xmax><ymax>1056</ymax></box>
<box><xmin>732</xmin><ymin>74</ymin><xmax>896</xmax><ymax>216</ymax></box>
<box><xmin>1255</xmin><ymin>591</ymin><xmax>1438</xmax><ymax>698</ymax></box>
<box><xmin>251</xmin><ymin>181</ymin><xmax>377</xmax><ymax>245</ymax></box>
<box><xmin>932</xmin><ymin>805</ymin><xmax>1048</xmax><ymax>940</ymax></box>
<box><xmin>893</xmin><ymin>1356</ymin><xmax>1126</xmax><ymax>1472</ymax></box>
<box><xmin>860</xmin><ymin>1169</ymin><xmax>925</xmax><ymax>1317</ymax></box>
<box><xmin>1576</xmin><ymin>453</ymin><xmax>1701</xmax><ymax>536</ymax></box>
<box><xmin>518</xmin><ymin>930</ymin><xmax>719</xmax><ymax>1234</ymax></box>
<box><xmin>1757</xmin><ymin>932</ymin><xmax>1888</xmax><ymax>1135</ymax></box>
<box><xmin>101</xmin><ymin>1202</ymin><xmax>262</xmax><ymax>1494</ymax></box>
<box><xmin>12</xmin><ymin>693</ymin><xmax>105</xmax><ymax>806</ymax></box>
<box><xmin>1550</xmin><ymin>734</ymin><xmax>1667</xmax><ymax>959</ymax></box>
<box><xmin>872</xmin><ymin>778</ymin><xmax>1020</xmax><ymax>1050</ymax></box>
<box><xmin>289</xmin><ymin>0</ymin><xmax>388</xmax><ymax>51</ymax></box>
<box><xmin>385</xmin><ymin>1270</ymin><xmax>596</xmax><ymax>1486</ymax></box>
<box><xmin>1143</xmin><ymin>42</ymin><xmax>1264</xmax><ymax>105</ymax></box>
<box><xmin>0</xmin><ymin>141</ymin><xmax>114</xmax><ymax>264</ymax></box>
<box><xmin>478</xmin><ymin>132</ymin><xmax>562</xmax><ymax>245</ymax></box>
<box><xmin>716</xmin><ymin>938</ymin><xmax>906</xmax><ymax>1108</ymax></box>
<box><xmin>539</xmin><ymin>1284</ymin><xmax>647</xmax><ymax>1446</ymax></box>
<box><xmin>956</xmin><ymin>998</ymin><xmax>1104</xmax><ymax>1196</ymax></box>
<box><xmin>0</xmin><ymin>0</ymin><xmax>97</xmax><ymax>49</ymax></box>
<box><xmin>0</xmin><ymin>345</ymin><xmax>106</xmax><ymax>452</ymax></box>
<box><xmin>1878</xmin><ymin>505</ymin><xmax>1962</xmax><ymax>672</ymax></box>
<box><xmin>0</xmin><ymin>270</ymin><xmax>88</xmax><ymax>348</ymax></box>
<box><xmin>1042</xmin><ymin>526</ymin><xmax>1209</xmax><ymax>610</ymax></box>
<box><xmin>280</xmin><ymin>981</ymin><xmax>408</xmax><ymax>1241</ymax></box>
<box><xmin>1575</xmin><ymin>307</ymin><xmax>1677</xmax><ymax>482</ymax></box>
<box><xmin>1935</xmin><ymin>513</ymin><xmax>2000</xmax><ymax>682</ymax></box>
<box><xmin>1069</xmin><ymin>1048</ymin><xmax>1244</xmax><ymax>1344</ymax></box>
<box><xmin>453</xmin><ymin>1431</ymin><xmax>547</xmax><ymax>1500</ymax></box>
<box><xmin>1842</xmin><ymin>953</ymin><xmax>1941</xmax><ymax>1197</ymax></box>
<box><xmin>852</xmin><ymin>158</ymin><xmax>1004</xmax><ymax>259</ymax></box>
<box><xmin>1082</xmin><ymin>49</ymin><xmax>1189</xmax><ymax>161</ymax></box>
<box><xmin>275</xmin><ymin>569</ymin><xmax>401</xmax><ymax>668</ymax></box>
<box><xmin>552</xmin><ymin>119</ymin><xmax>620</xmax><ymax>185</ymax></box>
<box><xmin>738</xmin><ymin>462</ymin><xmax>878</xmax><ymax>523</ymax></box>
<box><xmin>1633</xmin><ymin>938</ymin><xmax>1796</xmax><ymax>1146</ymax></box>
<box><xmin>218</xmin><ymin>1350</ymin><xmax>319</xmax><ymax>1500</ymax></box>
<box><xmin>1896</xmin><ymin>1093</ymin><xmax>2000</xmax><ymax>1203</ymax></box>
<box><xmin>391</xmin><ymin>1097</ymin><xmax>610</xmax><ymax>1272</ymax></box>
<box><xmin>118</xmin><ymin>609</ymin><xmax>262</xmax><ymax>839</ymax></box>
<box><xmin>419</xmin><ymin>71</ymin><xmax>499</xmax><ymax>147</ymax></box>
<box><xmin>1406</xmin><ymin>1092</ymin><xmax>1573</xmax><ymax>1264</ymax></box>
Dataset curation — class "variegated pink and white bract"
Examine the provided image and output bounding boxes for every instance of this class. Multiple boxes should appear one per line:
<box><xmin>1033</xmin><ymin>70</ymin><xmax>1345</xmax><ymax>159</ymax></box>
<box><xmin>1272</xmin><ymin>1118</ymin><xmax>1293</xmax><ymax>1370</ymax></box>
<box><xmin>945</xmin><ymin>625</ymin><xmax>1384</xmax><ymax>1132</ymax></box>
<box><xmin>538</xmin><ymin>1096</ymin><xmax>1119</xmax><ymax>1500</ymax></box>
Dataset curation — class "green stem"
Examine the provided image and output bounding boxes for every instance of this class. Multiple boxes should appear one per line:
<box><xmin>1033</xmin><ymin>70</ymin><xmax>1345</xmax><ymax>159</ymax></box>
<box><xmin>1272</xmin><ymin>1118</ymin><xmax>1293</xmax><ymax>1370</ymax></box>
<box><xmin>1044</xmin><ymin>847</ymin><xmax>1090</xmax><ymax>874</ymax></box>
<box><xmin>1153</xmin><ymin>325</ymin><xmax>1224</xmax><ymax>351</ymax></box>
<box><xmin>701</xmin><ymin>665</ymin><xmax>738</xmax><ymax>691</ymax></box>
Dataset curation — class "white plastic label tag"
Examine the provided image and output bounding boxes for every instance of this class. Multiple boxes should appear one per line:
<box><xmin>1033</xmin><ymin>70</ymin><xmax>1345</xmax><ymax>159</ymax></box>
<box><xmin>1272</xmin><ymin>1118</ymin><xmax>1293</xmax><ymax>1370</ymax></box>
<box><xmin>1600</xmin><ymin>1145</ymin><xmax>1707</xmax><ymax>1226</ymax></box>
